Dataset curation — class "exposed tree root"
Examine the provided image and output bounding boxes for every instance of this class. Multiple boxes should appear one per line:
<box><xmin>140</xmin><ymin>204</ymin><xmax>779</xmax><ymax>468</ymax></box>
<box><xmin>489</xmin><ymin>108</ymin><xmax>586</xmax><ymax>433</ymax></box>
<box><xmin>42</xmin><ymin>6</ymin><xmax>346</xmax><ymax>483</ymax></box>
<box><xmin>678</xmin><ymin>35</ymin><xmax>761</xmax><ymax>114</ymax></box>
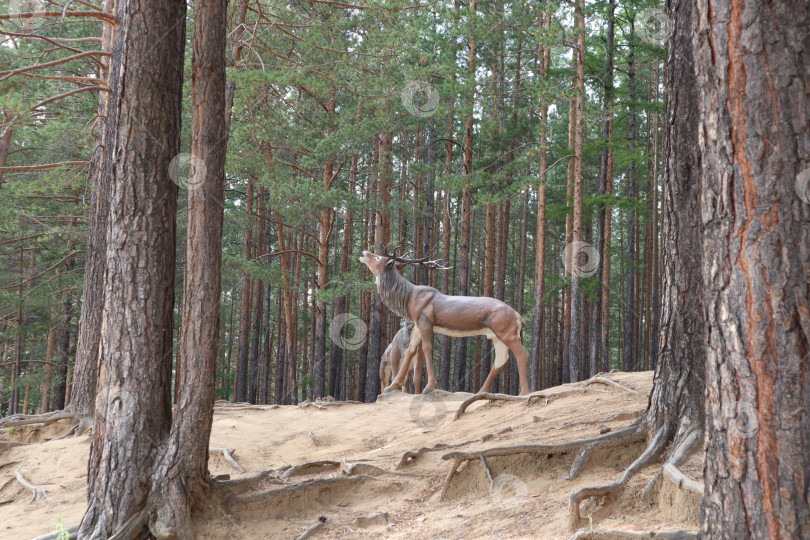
<box><xmin>0</xmin><ymin>411</ymin><xmax>83</xmax><ymax>428</ymax></box>
<box><xmin>353</xmin><ymin>512</ymin><xmax>390</xmax><ymax>527</ymax></box>
<box><xmin>296</xmin><ymin>516</ymin><xmax>327</xmax><ymax>539</ymax></box>
<box><xmin>281</xmin><ymin>460</ymin><xmax>340</xmax><ymax>479</ymax></box>
<box><xmin>228</xmin><ymin>475</ymin><xmax>375</xmax><ymax>517</ymax></box>
<box><xmin>297</xmin><ymin>399</ymin><xmax>362</xmax><ymax>409</ymax></box>
<box><xmin>213</xmin><ymin>401</ymin><xmax>280</xmax><ymax>411</ymax></box>
<box><xmin>396</xmin><ymin>429</ymin><xmax>511</xmax><ymax>469</ymax></box>
<box><xmin>568</xmin><ymin>426</ymin><xmax>667</xmax><ymax>531</ymax></box>
<box><xmin>556</xmin><ymin>410</ymin><xmax>645</xmax><ymax>431</ymax></box>
<box><xmin>439</xmin><ymin>424</ymin><xmax>643</xmax><ymax>500</ymax></box>
<box><xmin>0</xmin><ymin>460</ymin><xmax>21</xmax><ymax>469</ymax></box>
<box><xmin>0</xmin><ymin>442</ymin><xmax>27</xmax><ymax>454</ymax></box>
<box><xmin>212</xmin><ymin>467</ymin><xmax>287</xmax><ymax>495</ymax></box>
<box><xmin>578</xmin><ymin>376</ymin><xmax>639</xmax><ymax>394</ymax></box>
<box><xmin>565</xmin><ymin>423</ymin><xmax>646</xmax><ymax>480</ymax></box>
<box><xmin>108</xmin><ymin>508</ymin><xmax>147</xmax><ymax>540</ymax></box>
<box><xmin>567</xmin><ymin>528</ymin><xmax>698</xmax><ymax>539</ymax></box>
<box><xmin>308</xmin><ymin>431</ymin><xmax>321</xmax><ymax>446</ymax></box>
<box><xmin>643</xmin><ymin>430</ymin><xmax>703</xmax><ymax>498</ymax></box>
<box><xmin>343</xmin><ymin>461</ymin><xmax>439</xmax><ymax>478</ymax></box>
<box><xmin>452</xmin><ymin>393</ymin><xmax>530</xmax><ymax>420</ymax></box>
<box><xmin>453</xmin><ymin>388</ymin><xmax>609</xmax><ymax>421</ymax></box>
<box><xmin>31</xmin><ymin>524</ymin><xmax>80</xmax><ymax>540</ymax></box>
<box><xmin>15</xmin><ymin>466</ymin><xmax>48</xmax><ymax>503</ymax></box>
<box><xmin>210</xmin><ymin>447</ymin><xmax>245</xmax><ymax>473</ymax></box>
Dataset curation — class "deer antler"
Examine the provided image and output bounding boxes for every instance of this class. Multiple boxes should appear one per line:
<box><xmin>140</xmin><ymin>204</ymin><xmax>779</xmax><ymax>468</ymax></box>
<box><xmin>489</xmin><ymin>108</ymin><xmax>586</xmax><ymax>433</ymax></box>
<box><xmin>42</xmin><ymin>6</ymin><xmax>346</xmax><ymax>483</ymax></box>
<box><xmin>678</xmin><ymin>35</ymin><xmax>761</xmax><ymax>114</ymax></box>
<box><xmin>381</xmin><ymin>245</ymin><xmax>452</xmax><ymax>270</ymax></box>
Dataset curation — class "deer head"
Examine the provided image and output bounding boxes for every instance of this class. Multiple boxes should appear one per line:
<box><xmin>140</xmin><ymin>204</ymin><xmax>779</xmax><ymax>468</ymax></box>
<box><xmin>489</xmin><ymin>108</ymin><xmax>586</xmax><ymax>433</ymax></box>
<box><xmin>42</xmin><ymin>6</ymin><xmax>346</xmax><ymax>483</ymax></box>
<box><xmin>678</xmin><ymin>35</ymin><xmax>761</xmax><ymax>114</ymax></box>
<box><xmin>358</xmin><ymin>246</ymin><xmax>450</xmax><ymax>277</ymax></box>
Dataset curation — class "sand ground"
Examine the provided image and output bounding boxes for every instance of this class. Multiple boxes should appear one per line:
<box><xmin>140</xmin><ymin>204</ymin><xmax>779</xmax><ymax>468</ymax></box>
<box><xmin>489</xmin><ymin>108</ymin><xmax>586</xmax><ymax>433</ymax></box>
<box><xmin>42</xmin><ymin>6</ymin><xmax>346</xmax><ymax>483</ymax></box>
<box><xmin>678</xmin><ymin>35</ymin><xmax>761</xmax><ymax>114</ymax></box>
<box><xmin>0</xmin><ymin>371</ymin><xmax>701</xmax><ymax>539</ymax></box>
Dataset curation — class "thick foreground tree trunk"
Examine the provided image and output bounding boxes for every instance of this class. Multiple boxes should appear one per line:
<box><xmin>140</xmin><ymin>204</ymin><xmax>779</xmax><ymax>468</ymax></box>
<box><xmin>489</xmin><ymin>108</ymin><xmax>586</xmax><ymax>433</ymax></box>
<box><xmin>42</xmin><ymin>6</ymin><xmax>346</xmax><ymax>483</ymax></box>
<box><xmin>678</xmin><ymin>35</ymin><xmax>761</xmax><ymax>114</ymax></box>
<box><xmin>695</xmin><ymin>1</ymin><xmax>810</xmax><ymax>538</ymax></box>
<box><xmin>79</xmin><ymin>0</ymin><xmax>203</xmax><ymax>536</ymax></box>
<box><xmin>643</xmin><ymin>0</ymin><xmax>705</xmax><ymax>443</ymax></box>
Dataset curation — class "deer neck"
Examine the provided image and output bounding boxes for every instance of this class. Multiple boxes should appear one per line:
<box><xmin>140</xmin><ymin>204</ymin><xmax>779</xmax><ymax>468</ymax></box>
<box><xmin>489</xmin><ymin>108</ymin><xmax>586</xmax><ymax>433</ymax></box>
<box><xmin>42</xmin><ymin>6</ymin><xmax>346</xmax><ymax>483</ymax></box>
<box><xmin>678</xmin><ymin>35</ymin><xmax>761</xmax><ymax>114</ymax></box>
<box><xmin>377</xmin><ymin>267</ymin><xmax>415</xmax><ymax>321</ymax></box>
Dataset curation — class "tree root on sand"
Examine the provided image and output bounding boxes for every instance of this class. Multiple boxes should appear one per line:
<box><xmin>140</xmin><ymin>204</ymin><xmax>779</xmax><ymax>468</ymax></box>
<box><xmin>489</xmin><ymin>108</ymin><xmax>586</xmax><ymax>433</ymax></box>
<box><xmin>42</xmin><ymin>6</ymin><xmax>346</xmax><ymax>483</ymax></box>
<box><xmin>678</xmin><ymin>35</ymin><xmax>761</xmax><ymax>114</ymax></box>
<box><xmin>14</xmin><ymin>466</ymin><xmax>48</xmax><ymax>503</ymax></box>
<box><xmin>577</xmin><ymin>376</ymin><xmax>639</xmax><ymax>394</ymax></box>
<box><xmin>556</xmin><ymin>410</ymin><xmax>645</xmax><ymax>431</ymax></box>
<box><xmin>210</xmin><ymin>447</ymin><xmax>246</xmax><ymax>473</ymax></box>
<box><xmin>568</xmin><ymin>426</ymin><xmax>667</xmax><ymax>531</ymax></box>
<box><xmin>567</xmin><ymin>528</ymin><xmax>697</xmax><ymax>539</ymax></box>
<box><xmin>281</xmin><ymin>460</ymin><xmax>340</xmax><ymax>479</ymax></box>
<box><xmin>295</xmin><ymin>516</ymin><xmax>327</xmax><ymax>540</ymax></box>
<box><xmin>439</xmin><ymin>424</ymin><xmax>643</xmax><ymax>501</ymax></box>
<box><xmin>396</xmin><ymin>427</ymin><xmax>513</xmax><ymax>470</ymax></box>
<box><xmin>30</xmin><ymin>524</ymin><xmax>80</xmax><ymax>540</ymax></box>
<box><xmin>453</xmin><ymin>389</ymin><xmax>608</xmax><ymax>421</ymax></box>
<box><xmin>643</xmin><ymin>430</ymin><xmax>703</xmax><ymax>498</ymax></box>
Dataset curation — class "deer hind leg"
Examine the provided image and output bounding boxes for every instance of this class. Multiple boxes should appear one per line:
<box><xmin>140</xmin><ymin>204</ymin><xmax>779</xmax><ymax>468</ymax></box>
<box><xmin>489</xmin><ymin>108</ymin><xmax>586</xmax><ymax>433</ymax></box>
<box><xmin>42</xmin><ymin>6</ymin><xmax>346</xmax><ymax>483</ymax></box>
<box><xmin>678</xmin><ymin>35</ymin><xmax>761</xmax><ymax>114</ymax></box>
<box><xmin>479</xmin><ymin>338</ymin><xmax>509</xmax><ymax>393</ymax></box>
<box><xmin>501</xmin><ymin>333</ymin><xmax>530</xmax><ymax>396</ymax></box>
<box><xmin>385</xmin><ymin>328</ymin><xmax>421</xmax><ymax>393</ymax></box>
<box><xmin>412</xmin><ymin>349</ymin><xmax>424</xmax><ymax>394</ymax></box>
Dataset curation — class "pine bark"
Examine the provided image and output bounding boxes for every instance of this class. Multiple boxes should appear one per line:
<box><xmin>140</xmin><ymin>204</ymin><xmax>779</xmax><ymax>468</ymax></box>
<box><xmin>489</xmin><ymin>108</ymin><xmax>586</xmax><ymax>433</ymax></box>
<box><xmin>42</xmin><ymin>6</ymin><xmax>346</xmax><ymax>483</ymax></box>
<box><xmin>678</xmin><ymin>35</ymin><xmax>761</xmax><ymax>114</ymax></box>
<box><xmin>622</xmin><ymin>19</ymin><xmax>637</xmax><ymax>373</ymax></box>
<box><xmin>694</xmin><ymin>0</ymin><xmax>810</xmax><ymax>537</ymax></box>
<box><xmin>79</xmin><ymin>0</ymin><xmax>186</xmax><ymax>535</ymax></box>
<box><xmin>235</xmin><ymin>179</ymin><xmax>254</xmax><ymax>402</ymax></box>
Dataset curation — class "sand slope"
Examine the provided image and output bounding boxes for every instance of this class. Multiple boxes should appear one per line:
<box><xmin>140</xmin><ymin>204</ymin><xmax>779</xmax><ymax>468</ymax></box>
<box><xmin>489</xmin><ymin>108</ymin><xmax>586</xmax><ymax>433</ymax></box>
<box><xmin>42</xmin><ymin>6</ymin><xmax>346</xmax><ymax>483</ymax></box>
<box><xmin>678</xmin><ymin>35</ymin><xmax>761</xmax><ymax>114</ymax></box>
<box><xmin>0</xmin><ymin>372</ymin><xmax>701</xmax><ymax>539</ymax></box>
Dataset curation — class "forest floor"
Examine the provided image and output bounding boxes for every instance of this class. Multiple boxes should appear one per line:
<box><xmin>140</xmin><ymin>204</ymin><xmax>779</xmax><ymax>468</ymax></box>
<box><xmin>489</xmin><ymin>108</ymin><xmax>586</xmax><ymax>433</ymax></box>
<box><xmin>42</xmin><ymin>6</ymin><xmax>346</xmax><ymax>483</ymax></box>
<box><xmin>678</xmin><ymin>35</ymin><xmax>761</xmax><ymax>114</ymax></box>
<box><xmin>0</xmin><ymin>371</ymin><xmax>702</xmax><ymax>539</ymax></box>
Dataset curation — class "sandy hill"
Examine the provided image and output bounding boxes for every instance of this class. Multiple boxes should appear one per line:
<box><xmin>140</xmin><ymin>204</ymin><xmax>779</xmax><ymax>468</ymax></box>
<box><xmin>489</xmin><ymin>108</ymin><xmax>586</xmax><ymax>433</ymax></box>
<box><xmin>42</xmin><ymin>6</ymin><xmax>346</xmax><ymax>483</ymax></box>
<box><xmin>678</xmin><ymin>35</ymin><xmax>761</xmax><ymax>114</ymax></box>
<box><xmin>0</xmin><ymin>372</ymin><xmax>701</xmax><ymax>539</ymax></box>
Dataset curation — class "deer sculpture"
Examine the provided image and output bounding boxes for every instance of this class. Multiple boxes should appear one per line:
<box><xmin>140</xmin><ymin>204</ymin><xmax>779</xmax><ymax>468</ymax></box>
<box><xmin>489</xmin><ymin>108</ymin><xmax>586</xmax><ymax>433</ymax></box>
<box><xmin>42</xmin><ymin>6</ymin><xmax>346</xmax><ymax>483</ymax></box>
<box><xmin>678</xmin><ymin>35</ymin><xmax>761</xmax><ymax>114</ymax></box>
<box><xmin>379</xmin><ymin>322</ymin><xmax>426</xmax><ymax>393</ymax></box>
<box><xmin>359</xmin><ymin>247</ymin><xmax>530</xmax><ymax>395</ymax></box>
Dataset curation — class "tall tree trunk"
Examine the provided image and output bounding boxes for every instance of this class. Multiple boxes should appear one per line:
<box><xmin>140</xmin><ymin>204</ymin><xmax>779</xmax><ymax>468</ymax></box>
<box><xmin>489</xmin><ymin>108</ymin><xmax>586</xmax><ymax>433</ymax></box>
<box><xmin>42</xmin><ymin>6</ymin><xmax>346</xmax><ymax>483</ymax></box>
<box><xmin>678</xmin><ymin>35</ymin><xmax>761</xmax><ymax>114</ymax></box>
<box><xmin>67</xmin><ymin>0</ymin><xmax>117</xmax><ymax>416</ymax></box>
<box><xmin>248</xmin><ymin>272</ymin><xmax>264</xmax><ymax>404</ymax></box>
<box><xmin>53</xmin><ymin>294</ymin><xmax>73</xmax><ymax>410</ymax></box>
<box><xmin>39</xmin><ymin>324</ymin><xmax>57</xmax><ymax>414</ymax></box>
<box><xmin>79</xmin><ymin>0</ymin><xmax>186</xmax><ymax>534</ymax></box>
<box><xmin>149</xmin><ymin>0</ymin><xmax>228</xmax><ymax>533</ymax></box>
<box><xmin>235</xmin><ymin>179</ymin><xmax>254</xmax><ymax>402</ymax></box>
<box><xmin>530</xmin><ymin>3</ymin><xmax>550</xmax><ymax>391</ymax></box>
<box><xmin>695</xmin><ymin>0</ymin><xmax>810</xmax><ymax>537</ymax></box>
<box><xmin>642</xmin><ymin>0</ymin><xmax>705</xmax><ymax>455</ymax></box>
<box><xmin>622</xmin><ymin>18</ymin><xmax>637</xmax><ymax>373</ymax></box>
<box><xmin>567</xmin><ymin>0</ymin><xmax>586</xmax><ymax>384</ymax></box>
<box><xmin>589</xmin><ymin>0</ymin><xmax>614</xmax><ymax>377</ymax></box>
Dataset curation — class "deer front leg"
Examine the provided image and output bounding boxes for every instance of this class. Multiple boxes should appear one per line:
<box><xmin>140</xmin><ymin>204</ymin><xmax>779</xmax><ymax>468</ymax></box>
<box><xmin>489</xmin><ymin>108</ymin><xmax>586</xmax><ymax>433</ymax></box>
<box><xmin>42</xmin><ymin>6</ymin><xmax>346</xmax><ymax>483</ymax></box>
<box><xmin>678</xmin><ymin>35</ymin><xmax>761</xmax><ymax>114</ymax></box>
<box><xmin>417</xmin><ymin>317</ymin><xmax>436</xmax><ymax>393</ymax></box>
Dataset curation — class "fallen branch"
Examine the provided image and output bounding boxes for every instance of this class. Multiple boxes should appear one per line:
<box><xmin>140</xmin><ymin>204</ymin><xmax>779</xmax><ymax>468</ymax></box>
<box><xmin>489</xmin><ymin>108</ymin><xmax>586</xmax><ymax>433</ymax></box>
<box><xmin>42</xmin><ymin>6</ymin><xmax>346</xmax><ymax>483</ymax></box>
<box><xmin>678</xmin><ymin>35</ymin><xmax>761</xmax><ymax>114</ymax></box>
<box><xmin>308</xmin><ymin>431</ymin><xmax>321</xmax><ymax>446</ymax></box>
<box><xmin>210</xmin><ymin>447</ymin><xmax>245</xmax><ymax>473</ymax></box>
<box><xmin>15</xmin><ymin>467</ymin><xmax>47</xmax><ymax>503</ymax></box>
<box><xmin>296</xmin><ymin>516</ymin><xmax>327</xmax><ymax>540</ymax></box>
<box><xmin>568</xmin><ymin>426</ymin><xmax>667</xmax><ymax>531</ymax></box>
<box><xmin>567</xmin><ymin>528</ymin><xmax>698</xmax><ymax>539</ymax></box>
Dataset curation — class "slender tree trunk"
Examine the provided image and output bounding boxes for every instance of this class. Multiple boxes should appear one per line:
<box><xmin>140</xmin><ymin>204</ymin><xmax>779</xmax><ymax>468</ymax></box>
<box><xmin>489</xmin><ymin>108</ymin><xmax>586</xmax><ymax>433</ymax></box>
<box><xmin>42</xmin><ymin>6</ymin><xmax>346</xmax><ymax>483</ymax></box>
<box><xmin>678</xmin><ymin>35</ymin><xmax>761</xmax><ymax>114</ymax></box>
<box><xmin>589</xmin><ymin>0</ymin><xmax>614</xmax><ymax>377</ymax></box>
<box><xmin>79</xmin><ymin>0</ymin><xmax>186</xmax><ymax>534</ymax></box>
<box><xmin>694</xmin><ymin>0</ymin><xmax>810</xmax><ymax>537</ymax></box>
<box><xmin>623</xmin><ymin>18</ymin><xmax>637</xmax><ymax>373</ymax></box>
<box><xmin>53</xmin><ymin>295</ymin><xmax>73</xmax><ymax>410</ymax></box>
<box><xmin>235</xmin><ymin>179</ymin><xmax>254</xmax><ymax>402</ymax></box>
<box><xmin>567</xmin><ymin>0</ymin><xmax>586</xmax><ymax>383</ymax></box>
<box><xmin>68</xmin><ymin>0</ymin><xmax>117</xmax><ymax>416</ymax></box>
<box><xmin>39</xmin><ymin>324</ymin><xmax>57</xmax><ymax>414</ymax></box>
